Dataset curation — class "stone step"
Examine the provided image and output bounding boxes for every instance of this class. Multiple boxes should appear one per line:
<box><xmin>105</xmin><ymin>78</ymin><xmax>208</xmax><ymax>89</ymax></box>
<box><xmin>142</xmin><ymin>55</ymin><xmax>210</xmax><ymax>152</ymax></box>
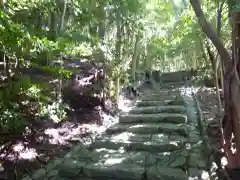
<box><xmin>146</xmin><ymin>166</ymin><xmax>188</xmax><ymax>180</ymax></box>
<box><xmin>24</xmin><ymin>140</ymin><xmax>189</xmax><ymax>180</ymax></box>
<box><xmin>140</xmin><ymin>90</ymin><xmax>181</xmax><ymax>96</ymax></box>
<box><xmin>119</xmin><ymin>113</ymin><xmax>187</xmax><ymax>124</ymax></box>
<box><xmin>161</xmin><ymin>82</ymin><xmax>186</xmax><ymax>88</ymax></box>
<box><xmin>55</xmin><ymin>147</ymin><xmax>188</xmax><ymax>180</ymax></box>
<box><xmin>82</xmin><ymin>149</ymin><xmax>188</xmax><ymax>180</ymax></box>
<box><xmin>106</xmin><ymin>123</ymin><xmax>188</xmax><ymax>137</ymax></box>
<box><xmin>90</xmin><ymin>132</ymin><xmax>187</xmax><ymax>153</ymax></box>
<box><xmin>139</xmin><ymin>91</ymin><xmax>180</xmax><ymax>97</ymax></box>
<box><xmin>129</xmin><ymin>105</ymin><xmax>186</xmax><ymax>114</ymax></box>
<box><xmin>140</xmin><ymin>95</ymin><xmax>180</xmax><ymax>101</ymax></box>
<box><xmin>136</xmin><ymin>99</ymin><xmax>185</xmax><ymax>107</ymax></box>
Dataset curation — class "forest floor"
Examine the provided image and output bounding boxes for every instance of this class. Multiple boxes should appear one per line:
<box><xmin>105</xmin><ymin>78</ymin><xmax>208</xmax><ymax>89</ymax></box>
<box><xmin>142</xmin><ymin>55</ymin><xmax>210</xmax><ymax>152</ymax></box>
<box><xmin>0</xmin><ymin>92</ymin><xmax>135</xmax><ymax>180</ymax></box>
<box><xmin>196</xmin><ymin>86</ymin><xmax>224</xmax><ymax>172</ymax></box>
<box><xmin>0</xmin><ymin>85</ymin><xmax>221</xmax><ymax>180</ymax></box>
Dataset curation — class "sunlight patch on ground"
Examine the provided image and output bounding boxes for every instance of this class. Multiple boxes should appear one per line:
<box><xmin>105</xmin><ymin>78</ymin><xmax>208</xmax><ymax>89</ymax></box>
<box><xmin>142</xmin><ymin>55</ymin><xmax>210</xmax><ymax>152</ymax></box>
<box><xmin>179</xmin><ymin>86</ymin><xmax>200</xmax><ymax>97</ymax></box>
<box><xmin>44</xmin><ymin>123</ymin><xmax>104</xmax><ymax>145</ymax></box>
<box><xmin>118</xmin><ymin>95</ymin><xmax>135</xmax><ymax>113</ymax></box>
<box><xmin>0</xmin><ymin>142</ymin><xmax>38</xmax><ymax>161</ymax></box>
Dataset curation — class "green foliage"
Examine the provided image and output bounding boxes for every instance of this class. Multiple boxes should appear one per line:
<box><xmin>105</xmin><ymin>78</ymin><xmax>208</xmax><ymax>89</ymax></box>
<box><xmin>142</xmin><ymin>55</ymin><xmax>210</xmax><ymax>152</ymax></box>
<box><xmin>0</xmin><ymin>0</ymin><xmax>230</xmax><ymax>134</ymax></box>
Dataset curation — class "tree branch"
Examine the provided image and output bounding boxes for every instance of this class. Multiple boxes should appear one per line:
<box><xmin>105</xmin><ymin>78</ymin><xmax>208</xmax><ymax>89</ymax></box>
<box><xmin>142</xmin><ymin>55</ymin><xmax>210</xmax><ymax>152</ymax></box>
<box><xmin>190</xmin><ymin>0</ymin><xmax>231</xmax><ymax>68</ymax></box>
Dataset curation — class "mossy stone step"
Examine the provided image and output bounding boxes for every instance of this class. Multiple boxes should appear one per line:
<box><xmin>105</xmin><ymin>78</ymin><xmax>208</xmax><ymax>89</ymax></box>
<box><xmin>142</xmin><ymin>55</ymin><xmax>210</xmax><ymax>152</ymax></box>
<box><xmin>129</xmin><ymin>105</ymin><xmax>186</xmax><ymax>114</ymax></box>
<box><xmin>139</xmin><ymin>91</ymin><xmax>181</xmax><ymax>97</ymax></box>
<box><xmin>63</xmin><ymin>149</ymin><xmax>188</xmax><ymax>180</ymax></box>
<box><xmin>136</xmin><ymin>99</ymin><xmax>185</xmax><ymax>107</ymax></box>
<box><xmin>119</xmin><ymin>113</ymin><xmax>187</xmax><ymax>124</ymax></box>
<box><xmin>106</xmin><ymin>123</ymin><xmax>188</xmax><ymax>137</ymax></box>
<box><xmin>90</xmin><ymin>132</ymin><xmax>186</xmax><ymax>153</ymax></box>
<box><xmin>146</xmin><ymin>167</ymin><xmax>188</xmax><ymax>180</ymax></box>
<box><xmin>140</xmin><ymin>95</ymin><xmax>180</xmax><ymax>101</ymax></box>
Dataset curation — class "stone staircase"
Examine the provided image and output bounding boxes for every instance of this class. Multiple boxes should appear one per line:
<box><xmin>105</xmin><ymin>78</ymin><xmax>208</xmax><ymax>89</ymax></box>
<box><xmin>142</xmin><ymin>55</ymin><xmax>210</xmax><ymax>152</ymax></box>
<box><xmin>23</xmin><ymin>81</ymin><xmax>211</xmax><ymax>180</ymax></box>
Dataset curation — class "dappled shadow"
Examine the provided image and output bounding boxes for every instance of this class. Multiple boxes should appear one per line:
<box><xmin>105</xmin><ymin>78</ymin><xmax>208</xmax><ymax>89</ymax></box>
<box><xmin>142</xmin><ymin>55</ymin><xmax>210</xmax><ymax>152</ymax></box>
<box><xmin>195</xmin><ymin>86</ymin><xmax>227</xmax><ymax>179</ymax></box>
<box><xmin>0</xmin><ymin>106</ymin><xmax>119</xmax><ymax>179</ymax></box>
<box><xmin>77</xmin><ymin>131</ymin><xmax>189</xmax><ymax>179</ymax></box>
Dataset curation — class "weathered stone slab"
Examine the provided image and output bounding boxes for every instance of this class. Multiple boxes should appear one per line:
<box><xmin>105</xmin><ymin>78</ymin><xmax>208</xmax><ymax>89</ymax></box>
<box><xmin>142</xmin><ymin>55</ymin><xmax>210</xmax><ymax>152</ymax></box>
<box><xmin>146</xmin><ymin>149</ymin><xmax>187</xmax><ymax>168</ymax></box>
<box><xmin>58</xmin><ymin>159</ymin><xmax>86</xmax><ymax>178</ymax></box>
<box><xmin>161</xmin><ymin>82</ymin><xmax>186</xmax><ymax>88</ymax></box>
<box><xmin>64</xmin><ymin>145</ymin><xmax>95</xmax><ymax>162</ymax></box>
<box><xmin>126</xmin><ymin>123</ymin><xmax>160</xmax><ymax>134</ymax></box>
<box><xmin>188</xmin><ymin>130</ymin><xmax>201</xmax><ymax>143</ymax></box>
<box><xmin>119</xmin><ymin>113</ymin><xmax>187</xmax><ymax>124</ymax></box>
<box><xmin>146</xmin><ymin>167</ymin><xmax>188</xmax><ymax>180</ymax></box>
<box><xmin>151</xmin><ymin>134</ymin><xmax>187</xmax><ymax>146</ymax></box>
<box><xmin>46</xmin><ymin>158</ymin><xmax>64</xmax><ymax>172</ymax></box>
<box><xmin>82</xmin><ymin>162</ymin><xmax>145</xmax><ymax>180</ymax></box>
<box><xmin>106</xmin><ymin>123</ymin><xmax>188</xmax><ymax>136</ymax></box>
<box><xmin>140</xmin><ymin>92</ymin><xmax>181</xmax><ymax>98</ymax></box>
<box><xmin>32</xmin><ymin>169</ymin><xmax>46</xmax><ymax>179</ymax></box>
<box><xmin>188</xmin><ymin>150</ymin><xmax>208</xmax><ymax>169</ymax></box>
<box><xmin>90</xmin><ymin>138</ymin><xmax>128</xmax><ymax>150</ymax></box>
<box><xmin>188</xmin><ymin>143</ymin><xmax>209</xmax><ymax>170</ymax></box>
<box><xmin>91</xmin><ymin>133</ymin><xmax>182</xmax><ymax>153</ymax></box>
<box><xmin>158</xmin><ymin>123</ymin><xmax>188</xmax><ymax>137</ymax></box>
<box><xmin>141</xmin><ymin>95</ymin><xmax>179</xmax><ymax>101</ymax></box>
<box><xmin>96</xmin><ymin>132</ymin><xmax>152</xmax><ymax>143</ymax></box>
<box><xmin>129</xmin><ymin>105</ymin><xmax>186</xmax><ymax>114</ymax></box>
<box><xmin>46</xmin><ymin>169</ymin><xmax>59</xmax><ymax>179</ymax></box>
<box><xmin>106</xmin><ymin>123</ymin><xmax>131</xmax><ymax>134</ymax></box>
<box><xmin>136</xmin><ymin>99</ymin><xmax>185</xmax><ymax>107</ymax></box>
<box><xmin>91</xmin><ymin>149</ymin><xmax>147</xmax><ymax>167</ymax></box>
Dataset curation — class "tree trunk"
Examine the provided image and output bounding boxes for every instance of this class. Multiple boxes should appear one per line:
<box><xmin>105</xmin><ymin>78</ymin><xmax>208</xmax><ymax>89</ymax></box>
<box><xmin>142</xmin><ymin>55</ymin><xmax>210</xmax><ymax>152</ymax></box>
<box><xmin>60</xmin><ymin>0</ymin><xmax>67</xmax><ymax>31</ymax></box>
<box><xmin>190</xmin><ymin>0</ymin><xmax>240</xmax><ymax>173</ymax></box>
<box><xmin>131</xmin><ymin>32</ymin><xmax>141</xmax><ymax>82</ymax></box>
<box><xmin>198</xmin><ymin>34</ymin><xmax>209</xmax><ymax>67</ymax></box>
<box><xmin>114</xmin><ymin>10</ymin><xmax>122</xmax><ymax>102</ymax></box>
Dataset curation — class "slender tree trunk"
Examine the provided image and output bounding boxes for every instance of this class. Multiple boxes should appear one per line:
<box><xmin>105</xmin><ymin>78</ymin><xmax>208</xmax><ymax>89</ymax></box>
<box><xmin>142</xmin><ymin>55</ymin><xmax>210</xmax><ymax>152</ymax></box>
<box><xmin>198</xmin><ymin>35</ymin><xmax>209</xmax><ymax>67</ymax></box>
<box><xmin>115</xmin><ymin>10</ymin><xmax>122</xmax><ymax>102</ymax></box>
<box><xmin>131</xmin><ymin>32</ymin><xmax>141</xmax><ymax>82</ymax></box>
<box><xmin>60</xmin><ymin>0</ymin><xmax>67</xmax><ymax>31</ymax></box>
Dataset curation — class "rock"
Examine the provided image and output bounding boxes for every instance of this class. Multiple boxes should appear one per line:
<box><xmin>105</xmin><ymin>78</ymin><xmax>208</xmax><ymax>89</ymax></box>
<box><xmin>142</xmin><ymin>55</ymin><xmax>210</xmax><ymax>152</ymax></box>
<box><xmin>126</xmin><ymin>123</ymin><xmax>159</xmax><ymax>134</ymax></box>
<box><xmin>106</xmin><ymin>124</ymin><xmax>130</xmax><ymax>134</ymax></box>
<box><xmin>32</xmin><ymin>169</ymin><xmax>46</xmax><ymax>179</ymax></box>
<box><xmin>146</xmin><ymin>150</ymin><xmax>187</xmax><ymax>168</ymax></box>
<box><xmin>64</xmin><ymin>146</ymin><xmax>93</xmax><ymax>162</ymax></box>
<box><xmin>188</xmin><ymin>153</ymin><xmax>208</xmax><ymax>169</ymax></box>
<box><xmin>158</xmin><ymin>123</ymin><xmax>188</xmax><ymax>137</ymax></box>
<box><xmin>141</xmin><ymin>95</ymin><xmax>179</xmax><ymax>101</ymax></box>
<box><xmin>83</xmin><ymin>162</ymin><xmax>145</xmax><ymax>180</ymax></box>
<box><xmin>151</xmin><ymin>134</ymin><xmax>186</xmax><ymax>147</ymax></box>
<box><xmin>129</xmin><ymin>105</ymin><xmax>186</xmax><ymax>114</ymax></box>
<box><xmin>188</xmin><ymin>131</ymin><xmax>201</xmax><ymax>143</ymax></box>
<box><xmin>21</xmin><ymin>176</ymin><xmax>32</xmax><ymax>180</ymax></box>
<box><xmin>106</xmin><ymin>123</ymin><xmax>187</xmax><ymax>136</ymax></box>
<box><xmin>188</xmin><ymin>168</ymin><xmax>202</xmax><ymax>178</ymax></box>
<box><xmin>91</xmin><ymin>133</ymin><xmax>181</xmax><ymax>153</ymax></box>
<box><xmin>146</xmin><ymin>167</ymin><xmax>188</xmax><ymax>180</ymax></box>
<box><xmin>58</xmin><ymin>159</ymin><xmax>86</xmax><ymax>178</ymax></box>
<box><xmin>136</xmin><ymin>99</ymin><xmax>185</xmax><ymax>107</ymax></box>
<box><xmin>46</xmin><ymin>158</ymin><xmax>64</xmax><ymax>172</ymax></box>
<box><xmin>119</xmin><ymin>113</ymin><xmax>187</xmax><ymax>124</ymax></box>
<box><xmin>47</xmin><ymin>170</ymin><xmax>59</xmax><ymax>178</ymax></box>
